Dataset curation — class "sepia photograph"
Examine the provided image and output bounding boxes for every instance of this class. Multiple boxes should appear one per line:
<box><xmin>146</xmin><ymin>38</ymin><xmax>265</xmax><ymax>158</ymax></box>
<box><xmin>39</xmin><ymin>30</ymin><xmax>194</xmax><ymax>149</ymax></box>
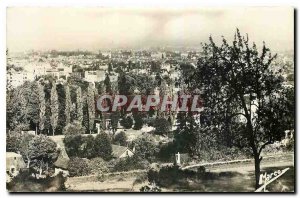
<box><xmin>5</xmin><ymin>6</ymin><xmax>295</xmax><ymax>192</ymax></box>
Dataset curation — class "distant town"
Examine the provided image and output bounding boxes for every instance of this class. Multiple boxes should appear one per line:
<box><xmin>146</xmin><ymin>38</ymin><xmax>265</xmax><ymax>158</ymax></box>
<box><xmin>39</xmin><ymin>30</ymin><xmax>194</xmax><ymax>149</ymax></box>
<box><xmin>6</xmin><ymin>32</ymin><xmax>295</xmax><ymax>192</ymax></box>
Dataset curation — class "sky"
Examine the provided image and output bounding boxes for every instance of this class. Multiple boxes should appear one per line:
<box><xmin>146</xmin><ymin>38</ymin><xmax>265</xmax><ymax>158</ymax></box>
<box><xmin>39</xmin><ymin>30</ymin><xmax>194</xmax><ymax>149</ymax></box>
<box><xmin>7</xmin><ymin>7</ymin><xmax>294</xmax><ymax>52</ymax></box>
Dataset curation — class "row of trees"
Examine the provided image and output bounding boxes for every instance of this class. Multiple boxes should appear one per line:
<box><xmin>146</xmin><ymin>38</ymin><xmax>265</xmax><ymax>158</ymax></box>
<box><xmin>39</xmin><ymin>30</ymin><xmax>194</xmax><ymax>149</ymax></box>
<box><xmin>7</xmin><ymin>78</ymin><xmax>98</xmax><ymax>135</ymax></box>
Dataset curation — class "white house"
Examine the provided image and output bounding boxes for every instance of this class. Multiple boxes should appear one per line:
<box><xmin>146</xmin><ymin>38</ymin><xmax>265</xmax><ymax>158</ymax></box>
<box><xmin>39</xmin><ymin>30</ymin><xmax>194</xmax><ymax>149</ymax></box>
<box><xmin>7</xmin><ymin>70</ymin><xmax>29</xmax><ymax>88</ymax></box>
<box><xmin>6</xmin><ymin>152</ymin><xmax>26</xmax><ymax>182</ymax></box>
<box><xmin>111</xmin><ymin>144</ymin><xmax>134</xmax><ymax>159</ymax></box>
<box><xmin>84</xmin><ymin>70</ymin><xmax>106</xmax><ymax>83</ymax></box>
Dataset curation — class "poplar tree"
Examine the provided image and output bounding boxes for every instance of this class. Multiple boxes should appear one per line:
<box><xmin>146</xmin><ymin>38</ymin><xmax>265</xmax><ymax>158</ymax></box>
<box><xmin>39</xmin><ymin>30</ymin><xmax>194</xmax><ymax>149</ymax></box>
<box><xmin>76</xmin><ymin>86</ymin><xmax>83</xmax><ymax>124</ymax></box>
<box><xmin>65</xmin><ymin>85</ymin><xmax>71</xmax><ymax>125</ymax></box>
<box><xmin>50</xmin><ymin>83</ymin><xmax>59</xmax><ymax>136</ymax></box>
<box><xmin>87</xmin><ymin>83</ymin><xmax>95</xmax><ymax>133</ymax></box>
<box><xmin>38</xmin><ymin>82</ymin><xmax>46</xmax><ymax>134</ymax></box>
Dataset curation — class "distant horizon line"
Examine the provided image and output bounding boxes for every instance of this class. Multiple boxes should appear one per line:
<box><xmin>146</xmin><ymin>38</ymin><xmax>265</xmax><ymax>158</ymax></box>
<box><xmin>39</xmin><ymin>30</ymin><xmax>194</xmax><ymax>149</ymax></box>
<box><xmin>7</xmin><ymin>47</ymin><xmax>294</xmax><ymax>54</ymax></box>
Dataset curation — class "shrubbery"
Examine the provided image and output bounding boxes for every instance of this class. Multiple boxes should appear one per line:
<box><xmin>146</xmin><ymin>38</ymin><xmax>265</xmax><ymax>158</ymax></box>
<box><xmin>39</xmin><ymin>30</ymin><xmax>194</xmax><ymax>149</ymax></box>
<box><xmin>140</xmin><ymin>184</ymin><xmax>161</xmax><ymax>192</ymax></box>
<box><xmin>7</xmin><ymin>169</ymin><xmax>66</xmax><ymax>192</ymax></box>
<box><xmin>111</xmin><ymin>156</ymin><xmax>149</xmax><ymax>172</ymax></box>
<box><xmin>153</xmin><ymin>118</ymin><xmax>171</xmax><ymax>135</ymax></box>
<box><xmin>81</xmin><ymin>135</ymin><xmax>96</xmax><ymax>159</ymax></box>
<box><xmin>88</xmin><ymin>157</ymin><xmax>109</xmax><ymax>175</ymax></box>
<box><xmin>63</xmin><ymin>121</ymin><xmax>85</xmax><ymax>136</ymax></box>
<box><xmin>64</xmin><ymin>135</ymin><xmax>84</xmax><ymax>158</ymax></box>
<box><xmin>94</xmin><ymin>133</ymin><xmax>113</xmax><ymax>161</ymax></box>
<box><xmin>120</xmin><ymin>116</ymin><xmax>133</xmax><ymax>129</ymax></box>
<box><xmin>286</xmin><ymin>139</ymin><xmax>294</xmax><ymax>151</ymax></box>
<box><xmin>68</xmin><ymin>157</ymin><xmax>91</xmax><ymax>177</ymax></box>
<box><xmin>6</xmin><ymin>133</ymin><xmax>22</xmax><ymax>152</ymax></box>
<box><xmin>64</xmin><ymin>133</ymin><xmax>113</xmax><ymax>160</ymax></box>
<box><xmin>157</xmin><ymin>142</ymin><xmax>176</xmax><ymax>162</ymax></box>
<box><xmin>131</xmin><ymin>134</ymin><xmax>159</xmax><ymax>162</ymax></box>
<box><xmin>147</xmin><ymin>165</ymin><xmax>196</xmax><ymax>187</ymax></box>
<box><xmin>133</xmin><ymin>112</ymin><xmax>144</xmax><ymax>130</ymax></box>
<box><xmin>113</xmin><ymin>131</ymin><xmax>127</xmax><ymax>146</ymax></box>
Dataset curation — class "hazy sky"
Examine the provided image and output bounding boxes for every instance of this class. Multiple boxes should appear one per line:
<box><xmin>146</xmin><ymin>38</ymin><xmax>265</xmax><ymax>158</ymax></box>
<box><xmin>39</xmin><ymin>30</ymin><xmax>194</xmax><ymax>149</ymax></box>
<box><xmin>7</xmin><ymin>7</ymin><xmax>294</xmax><ymax>52</ymax></box>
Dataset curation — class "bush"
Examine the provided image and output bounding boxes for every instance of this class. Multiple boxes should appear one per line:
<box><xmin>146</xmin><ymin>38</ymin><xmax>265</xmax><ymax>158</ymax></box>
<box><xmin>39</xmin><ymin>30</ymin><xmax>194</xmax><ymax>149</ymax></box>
<box><xmin>6</xmin><ymin>134</ymin><xmax>21</xmax><ymax>152</ymax></box>
<box><xmin>157</xmin><ymin>142</ymin><xmax>176</xmax><ymax>162</ymax></box>
<box><xmin>7</xmin><ymin>169</ymin><xmax>66</xmax><ymax>192</ymax></box>
<box><xmin>113</xmin><ymin>131</ymin><xmax>127</xmax><ymax>146</ymax></box>
<box><xmin>12</xmin><ymin>123</ymin><xmax>30</xmax><ymax>133</ymax></box>
<box><xmin>147</xmin><ymin>165</ymin><xmax>195</xmax><ymax>187</ymax></box>
<box><xmin>64</xmin><ymin>135</ymin><xmax>84</xmax><ymax>158</ymax></box>
<box><xmin>81</xmin><ymin>135</ymin><xmax>96</xmax><ymax>159</ymax></box>
<box><xmin>133</xmin><ymin>112</ymin><xmax>144</xmax><ymax>130</ymax></box>
<box><xmin>88</xmin><ymin>157</ymin><xmax>109</xmax><ymax>175</ymax></box>
<box><xmin>112</xmin><ymin>156</ymin><xmax>149</xmax><ymax>172</ymax></box>
<box><xmin>131</xmin><ymin>135</ymin><xmax>159</xmax><ymax>162</ymax></box>
<box><xmin>94</xmin><ymin>133</ymin><xmax>113</xmax><ymax>161</ymax></box>
<box><xmin>140</xmin><ymin>184</ymin><xmax>161</xmax><ymax>192</ymax></box>
<box><xmin>285</xmin><ymin>139</ymin><xmax>294</xmax><ymax>151</ymax></box>
<box><xmin>120</xmin><ymin>116</ymin><xmax>133</xmax><ymax>129</ymax></box>
<box><xmin>143</xmin><ymin>117</ymin><xmax>155</xmax><ymax>127</ymax></box>
<box><xmin>68</xmin><ymin>157</ymin><xmax>91</xmax><ymax>177</ymax></box>
<box><xmin>153</xmin><ymin>118</ymin><xmax>171</xmax><ymax>135</ymax></box>
<box><xmin>63</xmin><ymin>121</ymin><xmax>85</xmax><ymax>136</ymax></box>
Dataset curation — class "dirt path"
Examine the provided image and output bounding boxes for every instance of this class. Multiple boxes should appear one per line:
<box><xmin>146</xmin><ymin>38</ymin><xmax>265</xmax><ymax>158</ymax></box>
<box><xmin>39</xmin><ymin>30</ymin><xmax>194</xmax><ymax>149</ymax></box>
<box><xmin>184</xmin><ymin>153</ymin><xmax>294</xmax><ymax>174</ymax></box>
<box><xmin>211</xmin><ymin>160</ymin><xmax>294</xmax><ymax>174</ymax></box>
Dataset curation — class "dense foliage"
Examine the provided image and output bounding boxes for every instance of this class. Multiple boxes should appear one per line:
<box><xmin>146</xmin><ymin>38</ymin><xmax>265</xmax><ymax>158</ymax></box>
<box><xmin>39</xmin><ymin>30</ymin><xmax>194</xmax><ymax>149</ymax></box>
<box><xmin>68</xmin><ymin>157</ymin><xmax>91</xmax><ymax>177</ymax></box>
<box><xmin>94</xmin><ymin>133</ymin><xmax>113</xmax><ymax>161</ymax></box>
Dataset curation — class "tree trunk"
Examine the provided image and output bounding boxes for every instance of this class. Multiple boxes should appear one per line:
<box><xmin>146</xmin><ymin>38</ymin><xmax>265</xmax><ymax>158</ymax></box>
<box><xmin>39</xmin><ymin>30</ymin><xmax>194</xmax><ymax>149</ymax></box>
<box><xmin>254</xmin><ymin>153</ymin><xmax>261</xmax><ymax>189</ymax></box>
<box><xmin>39</xmin><ymin>166</ymin><xmax>43</xmax><ymax>176</ymax></box>
<box><xmin>53</xmin><ymin>128</ymin><xmax>55</xmax><ymax>136</ymax></box>
<box><xmin>27</xmin><ymin>158</ymin><xmax>30</xmax><ymax>168</ymax></box>
<box><xmin>39</xmin><ymin>161</ymin><xmax>44</xmax><ymax>176</ymax></box>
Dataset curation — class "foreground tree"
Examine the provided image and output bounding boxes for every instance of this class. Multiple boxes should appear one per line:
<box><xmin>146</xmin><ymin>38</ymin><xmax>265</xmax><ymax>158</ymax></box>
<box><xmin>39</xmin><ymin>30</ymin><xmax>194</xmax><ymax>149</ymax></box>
<box><xmin>195</xmin><ymin>29</ymin><xmax>293</xmax><ymax>188</ymax></box>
